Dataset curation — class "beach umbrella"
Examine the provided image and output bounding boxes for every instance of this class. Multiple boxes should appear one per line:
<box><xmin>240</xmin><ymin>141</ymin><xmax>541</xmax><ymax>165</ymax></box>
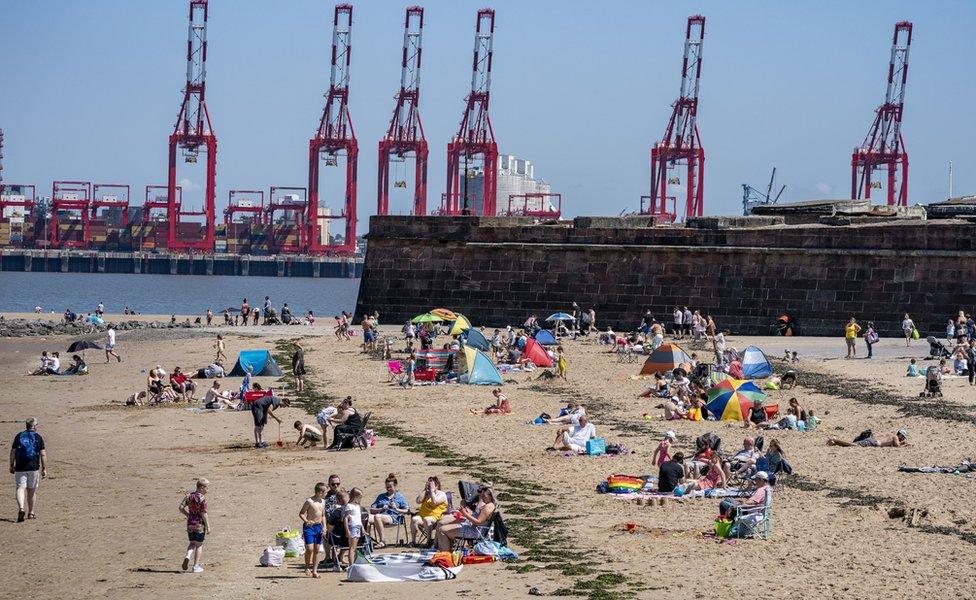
<box><xmin>449</xmin><ymin>314</ymin><xmax>472</xmax><ymax>336</ymax></box>
<box><xmin>67</xmin><ymin>339</ymin><xmax>103</xmax><ymax>353</ymax></box>
<box><xmin>705</xmin><ymin>379</ymin><xmax>768</xmax><ymax>421</ymax></box>
<box><xmin>411</xmin><ymin>312</ymin><xmax>445</xmax><ymax>324</ymax></box>
<box><xmin>638</xmin><ymin>343</ymin><xmax>692</xmax><ymax>376</ymax></box>
<box><xmin>545</xmin><ymin>312</ymin><xmax>574</xmax><ymax>322</ymax></box>
<box><xmin>431</xmin><ymin>308</ymin><xmax>458</xmax><ymax>321</ymax></box>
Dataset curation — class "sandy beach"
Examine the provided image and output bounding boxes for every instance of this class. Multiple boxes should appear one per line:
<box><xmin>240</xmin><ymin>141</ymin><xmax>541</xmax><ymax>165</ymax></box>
<box><xmin>1</xmin><ymin>316</ymin><xmax>975</xmax><ymax>600</ymax></box>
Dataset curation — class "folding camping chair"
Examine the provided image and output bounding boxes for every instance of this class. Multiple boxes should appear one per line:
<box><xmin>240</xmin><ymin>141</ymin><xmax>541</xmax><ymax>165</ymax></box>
<box><xmin>386</xmin><ymin>360</ymin><xmax>403</xmax><ymax>382</ymax></box>
<box><xmin>331</xmin><ymin>412</ymin><xmax>371</xmax><ymax>451</ymax></box>
<box><xmin>411</xmin><ymin>491</ymin><xmax>454</xmax><ymax>548</ymax></box>
<box><xmin>733</xmin><ymin>489</ymin><xmax>773</xmax><ymax>540</ymax></box>
<box><xmin>326</xmin><ymin>512</ymin><xmax>375</xmax><ymax>570</ymax></box>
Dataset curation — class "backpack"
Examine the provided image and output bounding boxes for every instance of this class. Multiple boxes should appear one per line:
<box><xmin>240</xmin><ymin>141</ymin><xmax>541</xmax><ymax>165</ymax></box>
<box><xmin>852</xmin><ymin>429</ymin><xmax>873</xmax><ymax>443</ymax></box>
<box><xmin>490</xmin><ymin>512</ymin><xmax>508</xmax><ymax>547</ymax></box>
<box><xmin>15</xmin><ymin>431</ymin><xmax>39</xmax><ymax>464</ymax></box>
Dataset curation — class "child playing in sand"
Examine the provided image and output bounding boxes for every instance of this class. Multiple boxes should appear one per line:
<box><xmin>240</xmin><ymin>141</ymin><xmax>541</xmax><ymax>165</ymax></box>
<box><xmin>294</xmin><ymin>420</ymin><xmax>325</xmax><ymax>448</ymax></box>
<box><xmin>179</xmin><ymin>478</ymin><xmax>210</xmax><ymax>573</ymax></box>
<box><xmin>299</xmin><ymin>482</ymin><xmax>327</xmax><ymax>578</ymax></box>
<box><xmin>906</xmin><ymin>358</ymin><xmax>920</xmax><ymax>377</ymax></box>
<box><xmin>341</xmin><ymin>488</ymin><xmax>364</xmax><ymax>568</ymax></box>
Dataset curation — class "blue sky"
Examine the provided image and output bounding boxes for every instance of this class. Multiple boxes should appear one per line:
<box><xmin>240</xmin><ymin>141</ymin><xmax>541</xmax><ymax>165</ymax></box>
<box><xmin>2</xmin><ymin>0</ymin><xmax>974</xmax><ymax>230</ymax></box>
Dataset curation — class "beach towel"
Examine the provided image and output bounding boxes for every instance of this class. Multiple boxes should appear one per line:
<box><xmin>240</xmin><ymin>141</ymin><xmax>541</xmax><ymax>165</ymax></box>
<box><xmin>345</xmin><ymin>551</ymin><xmax>462</xmax><ymax>582</ymax></box>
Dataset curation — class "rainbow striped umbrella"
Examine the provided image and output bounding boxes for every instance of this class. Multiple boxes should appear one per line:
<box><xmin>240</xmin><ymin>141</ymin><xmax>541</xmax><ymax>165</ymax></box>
<box><xmin>705</xmin><ymin>379</ymin><xmax>768</xmax><ymax>421</ymax></box>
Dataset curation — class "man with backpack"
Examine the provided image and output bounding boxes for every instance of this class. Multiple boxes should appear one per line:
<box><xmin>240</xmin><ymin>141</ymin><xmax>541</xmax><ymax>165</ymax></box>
<box><xmin>9</xmin><ymin>417</ymin><xmax>47</xmax><ymax>522</ymax></box>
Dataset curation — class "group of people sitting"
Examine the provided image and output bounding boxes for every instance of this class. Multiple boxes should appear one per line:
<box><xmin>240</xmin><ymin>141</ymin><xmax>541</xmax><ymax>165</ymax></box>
<box><xmin>27</xmin><ymin>351</ymin><xmax>87</xmax><ymax>376</ymax></box>
<box><xmin>298</xmin><ymin>473</ymin><xmax>499</xmax><ymax>574</ymax></box>
<box><xmin>653</xmin><ymin>433</ymin><xmax>788</xmax><ymax>497</ymax></box>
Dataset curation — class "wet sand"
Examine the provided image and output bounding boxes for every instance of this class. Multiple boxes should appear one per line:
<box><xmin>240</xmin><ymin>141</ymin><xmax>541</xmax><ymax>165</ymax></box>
<box><xmin>1</xmin><ymin>320</ymin><xmax>974</xmax><ymax>599</ymax></box>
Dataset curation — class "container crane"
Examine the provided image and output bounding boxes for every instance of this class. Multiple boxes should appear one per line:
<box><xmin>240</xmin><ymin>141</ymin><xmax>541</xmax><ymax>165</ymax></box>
<box><xmin>851</xmin><ymin>21</ymin><xmax>912</xmax><ymax>206</ymax></box>
<box><xmin>308</xmin><ymin>4</ymin><xmax>357</xmax><ymax>254</ymax></box>
<box><xmin>645</xmin><ymin>15</ymin><xmax>706</xmax><ymax>223</ymax></box>
<box><xmin>165</xmin><ymin>0</ymin><xmax>217</xmax><ymax>251</ymax></box>
<box><xmin>444</xmin><ymin>8</ymin><xmax>497</xmax><ymax>216</ymax></box>
<box><xmin>378</xmin><ymin>6</ymin><xmax>428</xmax><ymax>216</ymax></box>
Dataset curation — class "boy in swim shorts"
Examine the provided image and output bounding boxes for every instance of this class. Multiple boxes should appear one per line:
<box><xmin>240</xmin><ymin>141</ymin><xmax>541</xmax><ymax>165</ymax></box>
<box><xmin>294</xmin><ymin>420</ymin><xmax>324</xmax><ymax>448</ymax></box>
<box><xmin>299</xmin><ymin>482</ymin><xmax>327</xmax><ymax>577</ymax></box>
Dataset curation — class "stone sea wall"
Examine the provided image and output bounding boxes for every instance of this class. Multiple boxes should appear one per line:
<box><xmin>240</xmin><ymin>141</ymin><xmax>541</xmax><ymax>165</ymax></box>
<box><xmin>354</xmin><ymin>216</ymin><xmax>976</xmax><ymax>336</ymax></box>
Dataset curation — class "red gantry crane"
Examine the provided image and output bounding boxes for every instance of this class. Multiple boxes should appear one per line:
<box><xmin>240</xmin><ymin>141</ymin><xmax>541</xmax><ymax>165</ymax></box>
<box><xmin>378</xmin><ymin>6</ymin><xmax>428</xmax><ymax>216</ymax></box>
<box><xmin>165</xmin><ymin>0</ymin><xmax>217</xmax><ymax>251</ymax></box>
<box><xmin>645</xmin><ymin>15</ymin><xmax>705</xmax><ymax>223</ymax></box>
<box><xmin>444</xmin><ymin>8</ymin><xmax>498</xmax><ymax>216</ymax></box>
<box><xmin>307</xmin><ymin>4</ymin><xmax>357</xmax><ymax>255</ymax></box>
<box><xmin>851</xmin><ymin>21</ymin><xmax>912</xmax><ymax>207</ymax></box>
<box><xmin>50</xmin><ymin>181</ymin><xmax>92</xmax><ymax>249</ymax></box>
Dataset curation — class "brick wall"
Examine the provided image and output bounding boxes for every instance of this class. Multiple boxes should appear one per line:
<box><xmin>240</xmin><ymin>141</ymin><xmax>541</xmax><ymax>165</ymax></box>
<box><xmin>355</xmin><ymin>216</ymin><xmax>976</xmax><ymax>336</ymax></box>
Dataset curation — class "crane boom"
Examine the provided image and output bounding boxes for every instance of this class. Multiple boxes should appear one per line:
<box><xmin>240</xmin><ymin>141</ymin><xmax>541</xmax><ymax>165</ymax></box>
<box><xmin>851</xmin><ymin>21</ymin><xmax>912</xmax><ymax>206</ymax></box>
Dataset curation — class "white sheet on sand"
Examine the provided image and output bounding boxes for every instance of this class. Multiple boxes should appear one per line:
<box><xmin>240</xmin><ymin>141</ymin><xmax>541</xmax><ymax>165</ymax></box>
<box><xmin>346</xmin><ymin>551</ymin><xmax>463</xmax><ymax>582</ymax></box>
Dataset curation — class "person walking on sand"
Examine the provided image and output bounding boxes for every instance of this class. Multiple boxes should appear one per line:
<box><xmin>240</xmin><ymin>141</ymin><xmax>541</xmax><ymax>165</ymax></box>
<box><xmin>902</xmin><ymin>313</ymin><xmax>915</xmax><ymax>347</ymax></box>
<box><xmin>292</xmin><ymin>342</ymin><xmax>306</xmax><ymax>393</ymax></box>
<box><xmin>844</xmin><ymin>317</ymin><xmax>861</xmax><ymax>359</ymax></box>
<box><xmin>213</xmin><ymin>334</ymin><xmax>226</xmax><ymax>363</ymax></box>
<box><xmin>206</xmin><ymin>308</ymin><xmax>213</xmax><ymax>327</ymax></box>
<box><xmin>864</xmin><ymin>321</ymin><xmax>879</xmax><ymax>359</ymax></box>
<box><xmin>104</xmin><ymin>324</ymin><xmax>121</xmax><ymax>363</ymax></box>
<box><xmin>299</xmin><ymin>482</ymin><xmax>327</xmax><ymax>578</ymax></box>
<box><xmin>179</xmin><ymin>478</ymin><xmax>210</xmax><ymax>573</ymax></box>
<box><xmin>556</xmin><ymin>345</ymin><xmax>568</xmax><ymax>379</ymax></box>
<box><xmin>10</xmin><ymin>417</ymin><xmax>47</xmax><ymax>522</ymax></box>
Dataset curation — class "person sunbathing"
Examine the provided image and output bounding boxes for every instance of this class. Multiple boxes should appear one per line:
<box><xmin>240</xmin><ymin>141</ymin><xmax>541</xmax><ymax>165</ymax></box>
<box><xmin>63</xmin><ymin>354</ymin><xmax>87</xmax><ymax>375</ymax></box>
<box><xmin>661</xmin><ymin>397</ymin><xmax>687</xmax><ymax>420</ymax></box>
<box><xmin>203</xmin><ymin>381</ymin><xmax>238</xmax><ymax>409</ymax></box>
<box><xmin>828</xmin><ymin>429</ymin><xmax>909</xmax><ymax>448</ymax></box>
<box><xmin>543</xmin><ymin>401</ymin><xmax>585</xmax><ymax>425</ymax></box>
<box><xmin>547</xmin><ymin>415</ymin><xmax>595</xmax><ymax>454</ymax></box>
<box><xmin>681</xmin><ymin>453</ymin><xmax>727</xmax><ymax>493</ymax></box>
<box><xmin>435</xmin><ymin>485</ymin><xmax>497</xmax><ymax>551</ymax></box>
<box><xmin>474</xmin><ymin>388</ymin><xmax>511</xmax><ymax>415</ymax></box>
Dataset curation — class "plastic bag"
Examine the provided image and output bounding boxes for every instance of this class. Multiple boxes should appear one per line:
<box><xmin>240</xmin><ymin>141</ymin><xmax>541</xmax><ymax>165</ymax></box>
<box><xmin>275</xmin><ymin>528</ymin><xmax>305</xmax><ymax>557</ymax></box>
<box><xmin>912</xmin><ymin>327</ymin><xmax>920</xmax><ymax>340</ymax></box>
<box><xmin>260</xmin><ymin>546</ymin><xmax>286</xmax><ymax>567</ymax></box>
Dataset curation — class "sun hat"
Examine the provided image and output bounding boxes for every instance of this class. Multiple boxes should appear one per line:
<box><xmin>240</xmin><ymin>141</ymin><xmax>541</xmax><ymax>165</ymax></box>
<box><xmin>665</xmin><ymin>431</ymin><xmax>676</xmax><ymax>440</ymax></box>
<box><xmin>897</xmin><ymin>429</ymin><xmax>908</xmax><ymax>439</ymax></box>
<box><xmin>752</xmin><ymin>471</ymin><xmax>769</xmax><ymax>481</ymax></box>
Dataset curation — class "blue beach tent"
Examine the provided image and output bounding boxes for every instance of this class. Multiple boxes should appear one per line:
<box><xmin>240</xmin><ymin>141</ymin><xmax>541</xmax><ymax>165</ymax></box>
<box><xmin>461</xmin><ymin>346</ymin><xmax>503</xmax><ymax>385</ymax></box>
<box><xmin>464</xmin><ymin>328</ymin><xmax>490</xmax><ymax>352</ymax></box>
<box><xmin>740</xmin><ymin>346</ymin><xmax>774</xmax><ymax>378</ymax></box>
<box><xmin>534</xmin><ymin>330</ymin><xmax>557</xmax><ymax>345</ymax></box>
<box><xmin>228</xmin><ymin>349</ymin><xmax>284</xmax><ymax>377</ymax></box>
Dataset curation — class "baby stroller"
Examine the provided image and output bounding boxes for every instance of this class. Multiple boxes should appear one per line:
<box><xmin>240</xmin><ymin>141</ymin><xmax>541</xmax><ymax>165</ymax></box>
<box><xmin>920</xmin><ymin>365</ymin><xmax>943</xmax><ymax>398</ymax></box>
<box><xmin>927</xmin><ymin>336</ymin><xmax>952</xmax><ymax>359</ymax></box>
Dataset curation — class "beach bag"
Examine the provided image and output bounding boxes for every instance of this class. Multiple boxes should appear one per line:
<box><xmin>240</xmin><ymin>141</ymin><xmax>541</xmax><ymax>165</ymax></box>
<box><xmin>275</xmin><ymin>529</ymin><xmax>304</xmax><ymax>557</ymax></box>
<box><xmin>364</xmin><ymin>428</ymin><xmax>376</xmax><ymax>447</ymax></box>
<box><xmin>260</xmin><ymin>546</ymin><xmax>285</xmax><ymax>567</ymax></box>
<box><xmin>714</xmin><ymin>518</ymin><xmax>733</xmax><ymax>538</ymax></box>
<box><xmin>852</xmin><ymin>429</ymin><xmax>873</xmax><ymax>443</ymax></box>
<box><xmin>586</xmin><ymin>438</ymin><xmax>607</xmax><ymax>456</ymax></box>
<box><xmin>866</xmin><ymin>331</ymin><xmax>880</xmax><ymax>344</ymax></box>
<box><xmin>912</xmin><ymin>327</ymin><xmax>920</xmax><ymax>340</ymax></box>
